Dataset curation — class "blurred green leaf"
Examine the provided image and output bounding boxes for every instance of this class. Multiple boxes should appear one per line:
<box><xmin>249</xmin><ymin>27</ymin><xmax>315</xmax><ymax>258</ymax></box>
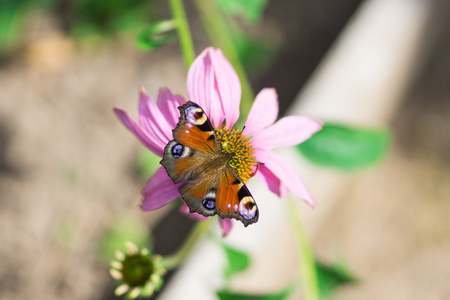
<box><xmin>137</xmin><ymin>149</ymin><xmax>161</xmax><ymax>178</ymax></box>
<box><xmin>70</xmin><ymin>22</ymin><xmax>105</xmax><ymax>48</ymax></box>
<box><xmin>98</xmin><ymin>216</ymin><xmax>150</xmax><ymax>261</ymax></box>
<box><xmin>136</xmin><ymin>19</ymin><xmax>177</xmax><ymax>51</ymax></box>
<box><xmin>232</xmin><ymin>30</ymin><xmax>276</xmax><ymax>73</ymax></box>
<box><xmin>316</xmin><ymin>258</ymin><xmax>355</xmax><ymax>298</ymax></box>
<box><xmin>297</xmin><ymin>123</ymin><xmax>390</xmax><ymax>169</ymax></box>
<box><xmin>223</xmin><ymin>244</ymin><xmax>250</xmax><ymax>279</ymax></box>
<box><xmin>217</xmin><ymin>285</ymin><xmax>294</xmax><ymax>300</ymax></box>
<box><xmin>70</xmin><ymin>0</ymin><xmax>153</xmax><ymax>37</ymax></box>
<box><xmin>216</xmin><ymin>0</ymin><xmax>270</xmax><ymax>23</ymax></box>
<box><xmin>0</xmin><ymin>0</ymin><xmax>31</xmax><ymax>55</ymax></box>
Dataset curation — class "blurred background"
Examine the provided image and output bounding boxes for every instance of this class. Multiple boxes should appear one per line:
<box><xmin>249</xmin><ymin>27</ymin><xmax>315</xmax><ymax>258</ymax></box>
<box><xmin>0</xmin><ymin>0</ymin><xmax>449</xmax><ymax>299</ymax></box>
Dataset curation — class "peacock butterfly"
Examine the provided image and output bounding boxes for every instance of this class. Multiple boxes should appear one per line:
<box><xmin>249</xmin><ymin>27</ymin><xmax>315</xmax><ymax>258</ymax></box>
<box><xmin>160</xmin><ymin>101</ymin><xmax>259</xmax><ymax>226</ymax></box>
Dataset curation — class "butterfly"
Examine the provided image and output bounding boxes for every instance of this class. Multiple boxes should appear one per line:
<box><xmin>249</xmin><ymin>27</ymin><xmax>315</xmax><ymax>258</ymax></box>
<box><xmin>160</xmin><ymin>101</ymin><xmax>259</xmax><ymax>226</ymax></box>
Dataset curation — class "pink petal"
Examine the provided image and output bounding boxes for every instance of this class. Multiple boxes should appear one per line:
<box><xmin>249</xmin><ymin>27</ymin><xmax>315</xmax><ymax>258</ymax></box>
<box><xmin>187</xmin><ymin>48</ymin><xmax>241</xmax><ymax>127</ymax></box>
<box><xmin>254</xmin><ymin>150</ymin><xmax>316</xmax><ymax>206</ymax></box>
<box><xmin>140</xmin><ymin>166</ymin><xmax>183</xmax><ymax>211</ymax></box>
<box><xmin>138</xmin><ymin>88</ymin><xmax>174</xmax><ymax>146</ymax></box>
<box><xmin>256</xmin><ymin>163</ymin><xmax>288</xmax><ymax>198</ymax></box>
<box><xmin>210</xmin><ymin>49</ymin><xmax>241</xmax><ymax>128</ymax></box>
<box><xmin>187</xmin><ymin>48</ymin><xmax>220</xmax><ymax>125</ymax></box>
<box><xmin>220</xmin><ymin>218</ymin><xmax>233</xmax><ymax>236</ymax></box>
<box><xmin>219</xmin><ymin>218</ymin><xmax>234</xmax><ymax>237</ymax></box>
<box><xmin>113</xmin><ymin>107</ymin><xmax>165</xmax><ymax>156</ymax></box>
<box><xmin>243</xmin><ymin>88</ymin><xmax>278</xmax><ymax>137</ymax></box>
<box><xmin>156</xmin><ymin>88</ymin><xmax>186</xmax><ymax>130</ymax></box>
<box><xmin>251</xmin><ymin>115</ymin><xmax>322</xmax><ymax>150</ymax></box>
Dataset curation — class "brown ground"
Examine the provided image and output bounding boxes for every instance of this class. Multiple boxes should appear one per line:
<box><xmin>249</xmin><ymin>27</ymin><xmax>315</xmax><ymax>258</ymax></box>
<box><xmin>0</xmin><ymin>37</ymin><xmax>187</xmax><ymax>299</ymax></box>
<box><xmin>1</xmin><ymin>1</ymin><xmax>449</xmax><ymax>299</ymax></box>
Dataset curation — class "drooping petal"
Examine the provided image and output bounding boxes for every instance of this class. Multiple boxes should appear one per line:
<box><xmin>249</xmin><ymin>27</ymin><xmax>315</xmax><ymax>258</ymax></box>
<box><xmin>256</xmin><ymin>163</ymin><xmax>288</xmax><ymax>198</ymax></box>
<box><xmin>251</xmin><ymin>115</ymin><xmax>322</xmax><ymax>150</ymax></box>
<box><xmin>219</xmin><ymin>218</ymin><xmax>233</xmax><ymax>236</ymax></box>
<box><xmin>156</xmin><ymin>88</ymin><xmax>186</xmax><ymax>130</ymax></box>
<box><xmin>113</xmin><ymin>107</ymin><xmax>165</xmax><ymax>156</ymax></box>
<box><xmin>140</xmin><ymin>167</ymin><xmax>182</xmax><ymax>211</ymax></box>
<box><xmin>138</xmin><ymin>88</ymin><xmax>173</xmax><ymax>146</ymax></box>
<box><xmin>187</xmin><ymin>48</ymin><xmax>241</xmax><ymax>127</ymax></box>
<box><xmin>254</xmin><ymin>150</ymin><xmax>316</xmax><ymax>206</ymax></box>
<box><xmin>243</xmin><ymin>88</ymin><xmax>278</xmax><ymax>137</ymax></box>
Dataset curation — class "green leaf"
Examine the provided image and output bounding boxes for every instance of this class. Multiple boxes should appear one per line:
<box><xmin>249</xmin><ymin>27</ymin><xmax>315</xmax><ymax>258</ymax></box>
<box><xmin>223</xmin><ymin>244</ymin><xmax>250</xmax><ymax>278</ymax></box>
<box><xmin>217</xmin><ymin>285</ymin><xmax>294</xmax><ymax>300</ymax></box>
<box><xmin>216</xmin><ymin>0</ymin><xmax>270</xmax><ymax>23</ymax></box>
<box><xmin>316</xmin><ymin>259</ymin><xmax>355</xmax><ymax>298</ymax></box>
<box><xmin>136</xmin><ymin>19</ymin><xmax>177</xmax><ymax>51</ymax></box>
<box><xmin>97</xmin><ymin>216</ymin><xmax>150</xmax><ymax>261</ymax></box>
<box><xmin>297</xmin><ymin>123</ymin><xmax>390</xmax><ymax>170</ymax></box>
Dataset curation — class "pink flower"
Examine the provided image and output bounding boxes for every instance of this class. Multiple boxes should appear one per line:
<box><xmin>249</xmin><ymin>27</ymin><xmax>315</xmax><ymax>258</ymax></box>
<box><xmin>114</xmin><ymin>47</ymin><xmax>322</xmax><ymax>235</ymax></box>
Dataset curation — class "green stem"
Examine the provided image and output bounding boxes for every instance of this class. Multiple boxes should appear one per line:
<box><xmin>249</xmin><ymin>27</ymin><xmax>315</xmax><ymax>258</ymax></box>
<box><xmin>193</xmin><ymin>0</ymin><xmax>254</xmax><ymax>122</ymax></box>
<box><xmin>169</xmin><ymin>0</ymin><xmax>196</xmax><ymax>70</ymax></box>
<box><xmin>162</xmin><ymin>218</ymin><xmax>213</xmax><ymax>269</ymax></box>
<box><xmin>287</xmin><ymin>197</ymin><xmax>320</xmax><ymax>300</ymax></box>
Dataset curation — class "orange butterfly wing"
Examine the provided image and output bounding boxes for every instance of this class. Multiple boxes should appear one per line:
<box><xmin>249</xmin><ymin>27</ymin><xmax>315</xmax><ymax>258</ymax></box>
<box><xmin>161</xmin><ymin>102</ymin><xmax>219</xmax><ymax>183</ymax></box>
<box><xmin>173</xmin><ymin>102</ymin><xmax>218</xmax><ymax>153</ymax></box>
<box><xmin>161</xmin><ymin>101</ymin><xmax>259</xmax><ymax>226</ymax></box>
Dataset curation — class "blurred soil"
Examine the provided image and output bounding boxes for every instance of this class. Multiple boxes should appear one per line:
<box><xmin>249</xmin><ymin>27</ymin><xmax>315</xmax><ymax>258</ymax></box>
<box><xmin>0</xmin><ymin>0</ymin><xmax>449</xmax><ymax>300</ymax></box>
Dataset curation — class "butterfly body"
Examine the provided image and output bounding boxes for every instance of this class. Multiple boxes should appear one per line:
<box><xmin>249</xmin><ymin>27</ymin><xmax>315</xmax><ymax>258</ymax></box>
<box><xmin>161</xmin><ymin>101</ymin><xmax>258</xmax><ymax>226</ymax></box>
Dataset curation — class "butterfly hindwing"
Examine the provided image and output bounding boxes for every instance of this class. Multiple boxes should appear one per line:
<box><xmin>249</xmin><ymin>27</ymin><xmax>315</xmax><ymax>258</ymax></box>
<box><xmin>178</xmin><ymin>166</ymin><xmax>258</xmax><ymax>227</ymax></box>
<box><xmin>179</xmin><ymin>174</ymin><xmax>221</xmax><ymax>217</ymax></box>
<box><xmin>215</xmin><ymin>166</ymin><xmax>259</xmax><ymax>226</ymax></box>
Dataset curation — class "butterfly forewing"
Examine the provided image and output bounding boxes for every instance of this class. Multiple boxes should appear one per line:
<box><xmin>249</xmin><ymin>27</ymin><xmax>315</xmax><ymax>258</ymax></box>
<box><xmin>173</xmin><ymin>102</ymin><xmax>219</xmax><ymax>154</ymax></box>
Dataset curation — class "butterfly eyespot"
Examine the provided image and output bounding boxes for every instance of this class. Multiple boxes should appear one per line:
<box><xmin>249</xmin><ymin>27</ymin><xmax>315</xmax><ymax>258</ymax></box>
<box><xmin>202</xmin><ymin>190</ymin><xmax>216</xmax><ymax>210</ymax></box>
<box><xmin>171</xmin><ymin>144</ymin><xmax>184</xmax><ymax>158</ymax></box>
<box><xmin>239</xmin><ymin>197</ymin><xmax>257</xmax><ymax>221</ymax></box>
<box><xmin>185</xmin><ymin>106</ymin><xmax>207</xmax><ymax>125</ymax></box>
<box><xmin>202</xmin><ymin>198</ymin><xmax>216</xmax><ymax>210</ymax></box>
<box><xmin>194</xmin><ymin>111</ymin><xmax>203</xmax><ymax>120</ymax></box>
<box><xmin>243</xmin><ymin>201</ymin><xmax>255</xmax><ymax>209</ymax></box>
